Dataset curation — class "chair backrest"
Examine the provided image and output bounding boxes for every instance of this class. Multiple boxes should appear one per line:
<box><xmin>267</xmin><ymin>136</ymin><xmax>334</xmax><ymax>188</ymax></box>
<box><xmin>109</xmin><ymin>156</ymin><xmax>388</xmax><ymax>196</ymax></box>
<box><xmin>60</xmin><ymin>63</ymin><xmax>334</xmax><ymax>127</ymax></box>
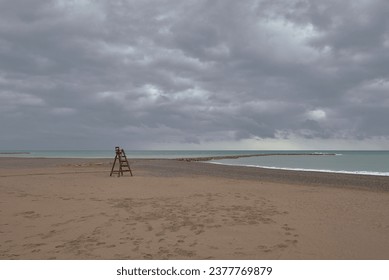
<box><xmin>115</xmin><ymin>146</ymin><xmax>121</xmax><ymax>156</ymax></box>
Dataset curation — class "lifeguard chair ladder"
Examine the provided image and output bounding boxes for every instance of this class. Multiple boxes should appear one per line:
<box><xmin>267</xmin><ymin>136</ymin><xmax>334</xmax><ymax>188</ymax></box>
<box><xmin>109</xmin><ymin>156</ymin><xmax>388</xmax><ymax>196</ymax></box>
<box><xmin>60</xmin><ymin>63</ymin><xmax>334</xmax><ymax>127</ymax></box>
<box><xmin>110</xmin><ymin>147</ymin><xmax>133</xmax><ymax>177</ymax></box>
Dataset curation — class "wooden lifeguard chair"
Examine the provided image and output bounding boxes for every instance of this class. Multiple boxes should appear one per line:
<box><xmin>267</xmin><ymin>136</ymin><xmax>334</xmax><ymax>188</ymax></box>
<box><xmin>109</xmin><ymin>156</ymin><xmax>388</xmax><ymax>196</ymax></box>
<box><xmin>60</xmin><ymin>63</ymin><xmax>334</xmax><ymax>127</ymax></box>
<box><xmin>110</xmin><ymin>146</ymin><xmax>133</xmax><ymax>177</ymax></box>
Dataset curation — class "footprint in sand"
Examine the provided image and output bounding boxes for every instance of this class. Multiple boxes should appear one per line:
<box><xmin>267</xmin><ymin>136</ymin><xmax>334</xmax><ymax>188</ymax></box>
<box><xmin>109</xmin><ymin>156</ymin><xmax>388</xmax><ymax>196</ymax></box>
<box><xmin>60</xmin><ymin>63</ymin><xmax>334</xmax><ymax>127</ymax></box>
<box><xmin>132</xmin><ymin>246</ymin><xmax>139</xmax><ymax>252</ymax></box>
<box><xmin>285</xmin><ymin>239</ymin><xmax>298</xmax><ymax>244</ymax></box>
<box><xmin>282</xmin><ymin>223</ymin><xmax>295</xmax><ymax>231</ymax></box>
<box><xmin>281</xmin><ymin>224</ymin><xmax>299</xmax><ymax>241</ymax></box>
<box><xmin>18</xmin><ymin>211</ymin><xmax>40</xmax><ymax>219</ymax></box>
<box><xmin>174</xmin><ymin>248</ymin><xmax>195</xmax><ymax>258</ymax></box>
<box><xmin>276</xmin><ymin>243</ymin><xmax>288</xmax><ymax>249</ymax></box>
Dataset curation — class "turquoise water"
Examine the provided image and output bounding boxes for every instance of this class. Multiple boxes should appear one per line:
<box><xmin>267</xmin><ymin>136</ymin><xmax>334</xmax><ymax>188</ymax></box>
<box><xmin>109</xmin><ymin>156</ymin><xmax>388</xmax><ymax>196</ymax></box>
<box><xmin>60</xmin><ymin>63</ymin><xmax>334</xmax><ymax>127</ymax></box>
<box><xmin>211</xmin><ymin>151</ymin><xmax>389</xmax><ymax>176</ymax></box>
<box><xmin>1</xmin><ymin>150</ymin><xmax>388</xmax><ymax>176</ymax></box>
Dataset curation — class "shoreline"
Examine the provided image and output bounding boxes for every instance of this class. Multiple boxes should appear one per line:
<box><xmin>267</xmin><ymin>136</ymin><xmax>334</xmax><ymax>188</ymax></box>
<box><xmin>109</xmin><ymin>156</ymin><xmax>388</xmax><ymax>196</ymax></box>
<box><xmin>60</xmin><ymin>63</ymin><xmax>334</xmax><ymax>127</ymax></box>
<box><xmin>3</xmin><ymin>151</ymin><xmax>387</xmax><ymax>178</ymax></box>
<box><xmin>1</xmin><ymin>151</ymin><xmax>383</xmax><ymax>180</ymax></box>
<box><xmin>208</xmin><ymin>161</ymin><xmax>389</xmax><ymax>178</ymax></box>
<box><xmin>1</xmin><ymin>157</ymin><xmax>388</xmax><ymax>192</ymax></box>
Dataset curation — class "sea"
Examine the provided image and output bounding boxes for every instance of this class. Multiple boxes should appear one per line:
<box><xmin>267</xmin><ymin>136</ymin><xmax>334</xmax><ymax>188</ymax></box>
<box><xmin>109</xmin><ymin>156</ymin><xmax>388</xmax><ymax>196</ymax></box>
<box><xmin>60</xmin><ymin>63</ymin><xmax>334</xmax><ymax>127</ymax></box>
<box><xmin>1</xmin><ymin>150</ymin><xmax>388</xmax><ymax>176</ymax></box>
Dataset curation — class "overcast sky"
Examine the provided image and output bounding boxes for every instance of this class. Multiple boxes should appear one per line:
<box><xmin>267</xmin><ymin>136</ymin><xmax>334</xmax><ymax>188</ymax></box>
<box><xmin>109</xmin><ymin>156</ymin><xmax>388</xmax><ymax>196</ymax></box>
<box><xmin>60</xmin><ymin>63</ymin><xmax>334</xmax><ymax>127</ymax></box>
<box><xmin>1</xmin><ymin>0</ymin><xmax>389</xmax><ymax>150</ymax></box>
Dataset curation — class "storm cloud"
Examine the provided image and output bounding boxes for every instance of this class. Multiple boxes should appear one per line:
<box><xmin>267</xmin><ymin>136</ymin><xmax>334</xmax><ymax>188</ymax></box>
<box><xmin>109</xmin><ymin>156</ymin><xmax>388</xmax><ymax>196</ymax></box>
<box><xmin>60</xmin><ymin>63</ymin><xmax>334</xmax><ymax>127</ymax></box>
<box><xmin>1</xmin><ymin>0</ymin><xmax>389</xmax><ymax>149</ymax></box>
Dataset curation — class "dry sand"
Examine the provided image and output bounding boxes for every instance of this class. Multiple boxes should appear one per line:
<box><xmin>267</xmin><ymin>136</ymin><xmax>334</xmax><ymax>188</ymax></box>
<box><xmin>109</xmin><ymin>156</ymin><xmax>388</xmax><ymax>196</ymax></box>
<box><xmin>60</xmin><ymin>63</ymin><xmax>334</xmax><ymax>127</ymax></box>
<box><xmin>0</xmin><ymin>157</ymin><xmax>388</xmax><ymax>260</ymax></box>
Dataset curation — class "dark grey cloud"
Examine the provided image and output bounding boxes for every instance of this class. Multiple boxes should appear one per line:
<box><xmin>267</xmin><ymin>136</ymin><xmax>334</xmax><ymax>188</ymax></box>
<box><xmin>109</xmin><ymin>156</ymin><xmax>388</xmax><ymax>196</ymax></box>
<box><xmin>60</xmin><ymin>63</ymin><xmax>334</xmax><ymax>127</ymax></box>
<box><xmin>1</xmin><ymin>0</ymin><xmax>388</xmax><ymax>149</ymax></box>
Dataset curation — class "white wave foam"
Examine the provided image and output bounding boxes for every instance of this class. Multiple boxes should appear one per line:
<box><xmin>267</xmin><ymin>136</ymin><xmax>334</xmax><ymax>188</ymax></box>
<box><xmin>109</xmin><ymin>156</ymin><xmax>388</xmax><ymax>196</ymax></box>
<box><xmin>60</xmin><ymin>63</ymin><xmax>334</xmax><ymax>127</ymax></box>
<box><xmin>208</xmin><ymin>162</ymin><xmax>389</xmax><ymax>177</ymax></box>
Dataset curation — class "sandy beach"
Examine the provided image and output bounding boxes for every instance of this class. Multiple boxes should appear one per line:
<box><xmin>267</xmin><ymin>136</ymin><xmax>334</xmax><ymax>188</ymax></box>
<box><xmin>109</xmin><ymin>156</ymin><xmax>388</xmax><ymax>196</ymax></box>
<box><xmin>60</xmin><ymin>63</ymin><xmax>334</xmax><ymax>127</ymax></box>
<box><xmin>0</xmin><ymin>157</ymin><xmax>388</xmax><ymax>260</ymax></box>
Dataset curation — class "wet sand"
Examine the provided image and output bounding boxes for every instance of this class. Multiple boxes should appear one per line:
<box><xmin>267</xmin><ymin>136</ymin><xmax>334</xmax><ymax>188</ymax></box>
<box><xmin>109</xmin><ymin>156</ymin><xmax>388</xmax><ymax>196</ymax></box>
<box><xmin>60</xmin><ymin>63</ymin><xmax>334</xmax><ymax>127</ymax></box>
<box><xmin>0</xmin><ymin>157</ymin><xmax>388</xmax><ymax>259</ymax></box>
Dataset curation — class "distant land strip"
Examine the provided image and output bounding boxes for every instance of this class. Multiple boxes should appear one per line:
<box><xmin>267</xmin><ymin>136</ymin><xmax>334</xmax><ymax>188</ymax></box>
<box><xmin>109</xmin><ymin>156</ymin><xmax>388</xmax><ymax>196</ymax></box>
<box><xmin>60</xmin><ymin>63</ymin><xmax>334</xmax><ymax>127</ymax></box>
<box><xmin>176</xmin><ymin>152</ymin><xmax>337</xmax><ymax>162</ymax></box>
<box><xmin>0</xmin><ymin>152</ymin><xmax>30</xmax><ymax>155</ymax></box>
